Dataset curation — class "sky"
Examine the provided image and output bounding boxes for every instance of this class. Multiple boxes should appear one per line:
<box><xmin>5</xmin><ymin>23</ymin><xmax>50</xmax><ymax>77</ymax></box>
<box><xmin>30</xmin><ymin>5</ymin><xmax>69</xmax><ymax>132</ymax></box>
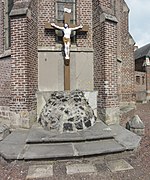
<box><xmin>125</xmin><ymin>0</ymin><xmax>150</xmax><ymax>48</ymax></box>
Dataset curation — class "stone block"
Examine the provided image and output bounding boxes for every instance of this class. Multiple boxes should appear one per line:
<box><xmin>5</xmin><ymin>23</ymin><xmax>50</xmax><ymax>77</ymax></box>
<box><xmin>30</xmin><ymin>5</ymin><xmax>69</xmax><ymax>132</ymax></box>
<box><xmin>66</xmin><ymin>164</ymin><xmax>96</xmax><ymax>175</ymax></box>
<box><xmin>98</xmin><ymin>107</ymin><xmax>120</xmax><ymax>125</ymax></box>
<box><xmin>10</xmin><ymin>110</ymin><xmax>36</xmax><ymax>129</ymax></box>
<box><xmin>106</xmin><ymin>159</ymin><xmax>133</xmax><ymax>172</ymax></box>
<box><xmin>126</xmin><ymin>115</ymin><xmax>145</xmax><ymax>136</ymax></box>
<box><xmin>26</xmin><ymin>165</ymin><xmax>53</xmax><ymax>179</ymax></box>
<box><xmin>0</xmin><ymin>124</ymin><xmax>10</xmax><ymax>141</ymax></box>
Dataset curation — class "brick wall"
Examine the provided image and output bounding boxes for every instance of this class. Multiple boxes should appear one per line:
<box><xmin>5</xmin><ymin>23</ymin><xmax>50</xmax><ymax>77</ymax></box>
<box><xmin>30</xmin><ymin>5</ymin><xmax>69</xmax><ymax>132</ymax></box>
<box><xmin>120</xmin><ymin>13</ymin><xmax>135</xmax><ymax>103</ymax></box>
<box><xmin>27</xmin><ymin>0</ymin><xmax>38</xmax><ymax>111</ymax></box>
<box><xmin>9</xmin><ymin>0</ymin><xmax>38</xmax><ymax>127</ymax></box>
<box><xmin>0</xmin><ymin>0</ymin><xmax>4</xmax><ymax>53</ymax></box>
<box><xmin>38</xmin><ymin>0</ymin><xmax>55</xmax><ymax>47</ymax></box>
<box><xmin>10</xmin><ymin>16</ymin><xmax>28</xmax><ymax>111</ymax></box>
<box><xmin>115</xmin><ymin>0</ymin><xmax>135</xmax><ymax>104</ymax></box>
<box><xmin>92</xmin><ymin>0</ymin><xmax>119</xmax><ymax>124</ymax></box>
<box><xmin>99</xmin><ymin>0</ymin><xmax>112</xmax><ymax>9</ymax></box>
<box><xmin>93</xmin><ymin>0</ymin><xmax>118</xmax><ymax>107</ymax></box>
<box><xmin>76</xmin><ymin>0</ymin><xmax>93</xmax><ymax>48</ymax></box>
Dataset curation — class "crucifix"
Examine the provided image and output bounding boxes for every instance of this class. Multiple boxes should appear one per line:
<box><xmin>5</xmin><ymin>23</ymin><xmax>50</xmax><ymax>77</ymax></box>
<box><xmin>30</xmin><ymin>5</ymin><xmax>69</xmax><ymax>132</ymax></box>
<box><xmin>45</xmin><ymin>7</ymin><xmax>88</xmax><ymax>90</ymax></box>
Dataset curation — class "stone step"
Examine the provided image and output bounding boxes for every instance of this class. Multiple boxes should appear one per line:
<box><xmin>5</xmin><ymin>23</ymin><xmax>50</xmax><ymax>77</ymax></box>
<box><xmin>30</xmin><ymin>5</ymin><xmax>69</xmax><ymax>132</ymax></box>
<box><xmin>26</xmin><ymin>121</ymin><xmax>115</xmax><ymax>144</ymax></box>
<box><xmin>23</xmin><ymin>139</ymin><xmax>125</xmax><ymax>160</ymax></box>
<box><xmin>109</xmin><ymin>124</ymin><xmax>141</xmax><ymax>150</ymax></box>
<box><xmin>0</xmin><ymin>124</ymin><xmax>141</xmax><ymax>160</ymax></box>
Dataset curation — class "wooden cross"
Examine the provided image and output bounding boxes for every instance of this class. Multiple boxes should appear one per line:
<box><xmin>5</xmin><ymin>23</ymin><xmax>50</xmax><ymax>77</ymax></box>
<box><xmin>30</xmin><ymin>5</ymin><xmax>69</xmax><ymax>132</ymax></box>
<box><xmin>45</xmin><ymin>8</ymin><xmax>88</xmax><ymax>91</ymax></box>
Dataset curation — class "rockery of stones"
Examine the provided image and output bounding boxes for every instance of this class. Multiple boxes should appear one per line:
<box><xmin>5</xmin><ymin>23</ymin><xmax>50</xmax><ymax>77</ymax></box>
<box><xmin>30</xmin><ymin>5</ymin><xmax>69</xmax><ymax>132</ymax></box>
<box><xmin>39</xmin><ymin>90</ymin><xmax>96</xmax><ymax>133</ymax></box>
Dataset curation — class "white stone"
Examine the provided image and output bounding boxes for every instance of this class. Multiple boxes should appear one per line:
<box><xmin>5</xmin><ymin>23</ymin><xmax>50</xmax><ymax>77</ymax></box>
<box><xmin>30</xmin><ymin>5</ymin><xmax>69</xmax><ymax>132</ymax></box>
<box><xmin>66</xmin><ymin>164</ymin><xmax>97</xmax><ymax>175</ymax></box>
<box><xmin>106</xmin><ymin>159</ymin><xmax>134</xmax><ymax>172</ymax></box>
<box><xmin>26</xmin><ymin>165</ymin><xmax>53</xmax><ymax>179</ymax></box>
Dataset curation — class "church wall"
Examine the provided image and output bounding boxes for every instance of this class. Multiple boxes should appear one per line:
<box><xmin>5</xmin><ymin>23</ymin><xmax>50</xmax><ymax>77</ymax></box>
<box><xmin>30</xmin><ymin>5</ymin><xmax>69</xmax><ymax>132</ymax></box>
<box><xmin>93</xmin><ymin>0</ymin><xmax>120</xmax><ymax>124</ymax></box>
<box><xmin>115</xmin><ymin>0</ymin><xmax>135</xmax><ymax>105</ymax></box>
<box><xmin>27</xmin><ymin>0</ymin><xmax>38</xmax><ymax>111</ymax></box>
<box><xmin>38</xmin><ymin>0</ymin><xmax>55</xmax><ymax>47</ymax></box>
<box><xmin>0</xmin><ymin>0</ymin><xmax>4</xmax><ymax>54</ymax></box>
<box><xmin>0</xmin><ymin>0</ymin><xmax>136</xmax><ymax>127</ymax></box>
<box><xmin>9</xmin><ymin>0</ymin><xmax>38</xmax><ymax>128</ymax></box>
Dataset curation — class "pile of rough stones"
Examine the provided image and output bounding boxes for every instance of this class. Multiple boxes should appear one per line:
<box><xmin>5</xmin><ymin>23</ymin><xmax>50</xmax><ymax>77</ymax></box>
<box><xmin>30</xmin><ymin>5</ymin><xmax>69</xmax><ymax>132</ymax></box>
<box><xmin>39</xmin><ymin>90</ymin><xmax>96</xmax><ymax>132</ymax></box>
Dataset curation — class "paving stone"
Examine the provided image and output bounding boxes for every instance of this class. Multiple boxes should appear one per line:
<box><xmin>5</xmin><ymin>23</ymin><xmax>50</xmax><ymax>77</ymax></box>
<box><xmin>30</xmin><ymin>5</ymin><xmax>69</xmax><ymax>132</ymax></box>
<box><xmin>26</xmin><ymin>164</ymin><xmax>53</xmax><ymax>179</ymax></box>
<box><xmin>110</xmin><ymin>124</ymin><xmax>141</xmax><ymax>150</ymax></box>
<box><xmin>106</xmin><ymin>159</ymin><xmax>134</xmax><ymax>172</ymax></box>
<box><xmin>74</xmin><ymin>139</ymin><xmax>125</xmax><ymax>156</ymax></box>
<box><xmin>66</xmin><ymin>163</ymin><xmax>97</xmax><ymax>174</ymax></box>
<box><xmin>23</xmin><ymin>143</ymin><xmax>74</xmax><ymax>160</ymax></box>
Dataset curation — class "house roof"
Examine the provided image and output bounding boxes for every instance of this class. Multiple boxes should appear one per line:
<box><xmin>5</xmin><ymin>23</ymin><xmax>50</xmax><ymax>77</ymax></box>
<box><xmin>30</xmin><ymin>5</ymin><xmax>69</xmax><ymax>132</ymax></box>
<box><xmin>135</xmin><ymin>43</ymin><xmax>150</xmax><ymax>60</ymax></box>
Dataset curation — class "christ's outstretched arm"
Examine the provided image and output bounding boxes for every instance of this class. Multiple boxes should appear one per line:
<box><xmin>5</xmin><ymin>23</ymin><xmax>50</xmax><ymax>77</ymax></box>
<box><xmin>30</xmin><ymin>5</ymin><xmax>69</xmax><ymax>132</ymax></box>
<box><xmin>51</xmin><ymin>23</ymin><xmax>64</xmax><ymax>30</ymax></box>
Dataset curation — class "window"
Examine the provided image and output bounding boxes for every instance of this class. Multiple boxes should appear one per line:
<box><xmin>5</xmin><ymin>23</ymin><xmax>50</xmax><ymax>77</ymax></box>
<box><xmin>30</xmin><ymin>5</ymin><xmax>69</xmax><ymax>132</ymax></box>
<box><xmin>56</xmin><ymin>0</ymin><xmax>76</xmax><ymax>24</ymax></box>
<box><xmin>56</xmin><ymin>0</ymin><xmax>76</xmax><ymax>43</ymax></box>
<box><xmin>136</xmin><ymin>76</ymin><xmax>140</xmax><ymax>85</ymax></box>
<box><xmin>4</xmin><ymin>0</ymin><xmax>14</xmax><ymax>49</ymax></box>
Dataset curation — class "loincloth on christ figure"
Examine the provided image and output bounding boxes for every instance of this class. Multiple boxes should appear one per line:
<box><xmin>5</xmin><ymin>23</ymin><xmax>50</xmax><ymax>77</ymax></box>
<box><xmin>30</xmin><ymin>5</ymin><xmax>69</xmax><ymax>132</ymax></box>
<box><xmin>63</xmin><ymin>37</ymin><xmax>70</xmax><ymax>44</ymax></box>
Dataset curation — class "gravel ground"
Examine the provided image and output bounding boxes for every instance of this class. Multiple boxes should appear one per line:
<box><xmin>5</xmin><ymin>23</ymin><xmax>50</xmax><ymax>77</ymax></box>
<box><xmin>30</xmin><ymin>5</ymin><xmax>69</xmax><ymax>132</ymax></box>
<box><xmin>0</xmin><ymin>102</ymin><xmax>150</xmax><ymax>180</ymax></box>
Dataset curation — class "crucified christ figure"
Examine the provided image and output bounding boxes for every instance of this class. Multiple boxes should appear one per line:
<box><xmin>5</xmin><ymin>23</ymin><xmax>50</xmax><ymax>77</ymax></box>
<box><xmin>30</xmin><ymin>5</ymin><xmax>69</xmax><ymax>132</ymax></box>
<box><xmin>51</xmin><ymin>23</ymin><xmax>83</xmax><ymax>59</ymax></box>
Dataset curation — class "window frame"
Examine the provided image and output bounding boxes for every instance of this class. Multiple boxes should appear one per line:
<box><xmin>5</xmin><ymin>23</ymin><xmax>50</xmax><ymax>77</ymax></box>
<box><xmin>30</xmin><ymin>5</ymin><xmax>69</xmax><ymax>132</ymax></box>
<box><xmin>55</xmin><ymin>0</ymin><xmax>76</xmax><ymax>44</ymax></box>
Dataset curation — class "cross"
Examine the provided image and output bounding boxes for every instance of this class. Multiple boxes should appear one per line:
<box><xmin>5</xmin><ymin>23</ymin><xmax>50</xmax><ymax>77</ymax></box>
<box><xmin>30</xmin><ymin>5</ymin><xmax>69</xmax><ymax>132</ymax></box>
<box><xmin>45</xmin><ymin>7</ymin><xmax>88</xmax><ymax>91</ymax></box>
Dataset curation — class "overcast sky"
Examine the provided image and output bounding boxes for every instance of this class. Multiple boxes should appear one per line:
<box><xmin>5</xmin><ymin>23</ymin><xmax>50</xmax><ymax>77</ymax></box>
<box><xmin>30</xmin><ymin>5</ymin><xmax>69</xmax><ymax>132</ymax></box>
<box><xmin>125</xmin><ymin>0</ymin><xmax>150</xmax><ymax>47</ymax></box>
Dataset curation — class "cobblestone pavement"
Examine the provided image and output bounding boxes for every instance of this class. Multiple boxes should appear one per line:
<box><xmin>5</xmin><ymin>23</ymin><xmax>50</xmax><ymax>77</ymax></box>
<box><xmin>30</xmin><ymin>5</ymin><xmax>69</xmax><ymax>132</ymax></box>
<box><xmin>0</xmin><ymin>102</ymin><xmax>150</xmax><ymax>180</ymax></box>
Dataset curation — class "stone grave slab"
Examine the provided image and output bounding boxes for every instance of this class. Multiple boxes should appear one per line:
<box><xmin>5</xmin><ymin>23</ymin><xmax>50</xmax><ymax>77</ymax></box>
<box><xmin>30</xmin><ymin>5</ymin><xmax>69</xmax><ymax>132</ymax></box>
<box><xmin>106</xmin><ymin>159</ymin><xmax>134</xmax><ymax>172</ymax></box>
<box><xmin>26</xmin><ymin>164</ymin><xmax>53</xmax><ymax>179</ymax></box>
<box><xmin>66</xmin><ymin>163</ymin><xmax>97</xmax><ymax>175</ymax></box>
